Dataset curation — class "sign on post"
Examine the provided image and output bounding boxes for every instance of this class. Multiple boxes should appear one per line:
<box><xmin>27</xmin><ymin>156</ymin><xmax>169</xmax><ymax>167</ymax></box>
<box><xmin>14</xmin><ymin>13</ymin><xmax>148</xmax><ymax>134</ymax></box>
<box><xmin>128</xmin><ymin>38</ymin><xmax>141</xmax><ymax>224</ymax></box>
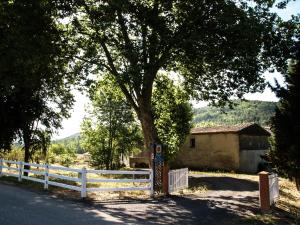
<box><xmin>153</xmin><ymin>144</ymin><xmax>164</xmax><ymax>193</ymax></box>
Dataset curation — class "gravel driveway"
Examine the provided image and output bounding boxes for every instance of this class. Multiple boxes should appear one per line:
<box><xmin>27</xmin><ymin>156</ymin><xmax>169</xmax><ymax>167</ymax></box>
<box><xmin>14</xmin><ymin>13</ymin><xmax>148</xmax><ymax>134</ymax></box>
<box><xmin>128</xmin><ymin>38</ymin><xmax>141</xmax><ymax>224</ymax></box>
<box><xmin>0</xmin><ymin>174</ymin><xmax>260</xmax><ymax>225</ymax></box>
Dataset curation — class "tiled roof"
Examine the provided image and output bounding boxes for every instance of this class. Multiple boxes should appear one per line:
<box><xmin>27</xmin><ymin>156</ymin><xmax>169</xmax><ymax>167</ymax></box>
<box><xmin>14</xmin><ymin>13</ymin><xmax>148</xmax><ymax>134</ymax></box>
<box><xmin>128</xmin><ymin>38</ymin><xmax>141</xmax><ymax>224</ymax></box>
<box><xmin>190</xmin><ymin>123</ymin><xmax>269</xmax><ymax>134</ymax></box>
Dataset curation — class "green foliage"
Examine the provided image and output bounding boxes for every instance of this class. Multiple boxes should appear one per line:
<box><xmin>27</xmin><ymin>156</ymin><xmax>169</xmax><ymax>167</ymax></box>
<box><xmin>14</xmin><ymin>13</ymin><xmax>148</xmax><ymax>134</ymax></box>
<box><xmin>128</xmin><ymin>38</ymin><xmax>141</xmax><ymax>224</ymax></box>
<box><xmin>62</xmin><ymin>0</ymin><xmax>297</xmax><ymax>149</ymax></box>
<box><xmin>81</xmin><ymin>76</ymin><xmax>142</xmax><ymax>169</ymax></box>
<box><xmin>0</xmin><ymin>0</ymin><xmax>75</xmax><ymax>160</ymax></box>
<box><xmin>193</xmin><ymin>101</ymin><xmax>277</xmax><ymax>126</ymax></box>
<box><xmin>270</xmin><ymin>40</ymin><xmax>300</xmax><ymax>180</ymax></box>
<box><xmin>53</xmin><ymin>133</ymin><xmax>85</xmax><ymax>154</ymax></box>
<box><xmin>152</xmin><ymin>74</ymin><xmax>193</xmax><ymax>160</ymax></box>
<box><xmin>47</xmin><ymin>143</ymin><xmax>76</xmax><ymax>167</ymax></box>
<box><xmin>1</xmin><ymin>147</ymin><xmax>24</xmax><ymax>162</ymax></box>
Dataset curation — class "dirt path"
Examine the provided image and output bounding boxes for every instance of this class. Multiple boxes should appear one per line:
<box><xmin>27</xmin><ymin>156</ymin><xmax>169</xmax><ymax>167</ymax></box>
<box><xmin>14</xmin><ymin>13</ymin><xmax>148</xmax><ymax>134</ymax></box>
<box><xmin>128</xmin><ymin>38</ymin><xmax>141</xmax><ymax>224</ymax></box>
<box><xmin>186</xmin><ymin>174</ymin><xmax>260</xmax><ymax>221</ymax></box>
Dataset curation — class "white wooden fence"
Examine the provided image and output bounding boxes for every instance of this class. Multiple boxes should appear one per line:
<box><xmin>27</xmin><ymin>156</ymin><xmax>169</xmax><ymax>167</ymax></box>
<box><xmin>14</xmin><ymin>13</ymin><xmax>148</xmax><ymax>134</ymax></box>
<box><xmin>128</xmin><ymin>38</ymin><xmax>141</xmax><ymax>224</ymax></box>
<box><xmin>268</xmin><ymin>173</ymin><xmax>279</xmax><ymax>205</ymax></box>
<box><xmin>168</xmin><ymin>168</ymin><xmax>188</xmax><ymax>193</ymax></box>
<box><xmin>0</xmin><ymin>159</ymin><xmax>153</xmax><ymax>197</ymax></box>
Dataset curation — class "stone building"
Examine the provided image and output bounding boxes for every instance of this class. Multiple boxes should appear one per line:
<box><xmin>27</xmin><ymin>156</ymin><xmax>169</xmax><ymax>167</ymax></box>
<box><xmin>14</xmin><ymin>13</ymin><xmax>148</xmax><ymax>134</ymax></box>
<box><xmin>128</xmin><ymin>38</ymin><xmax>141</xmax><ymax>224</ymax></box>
<box><xmin>172</xmin><ymin>123</ymin><xmax>271</xmax><ymax>173</ymax></box>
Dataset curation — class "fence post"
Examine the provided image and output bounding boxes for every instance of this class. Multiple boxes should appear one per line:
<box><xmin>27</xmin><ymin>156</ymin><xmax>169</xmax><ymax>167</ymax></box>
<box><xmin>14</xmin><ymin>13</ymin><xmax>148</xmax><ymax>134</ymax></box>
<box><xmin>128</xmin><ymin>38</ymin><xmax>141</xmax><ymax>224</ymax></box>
<box><xmin>162</xmin><ymin>164</ymin><xmax>169</xmax><ymax>195</ymax></box>
<box><xmin>186</xmin><ymin>169</ymin><xmax>189</xmax><ymax>188</ymax></box>
<box><xmin>168</xmin><ymin>171</ymin><xmax>171</xmax><ymax>193</ymax></box>
<box><xmin>18</xmin><ymin>161</ymin><xmax>23</xmax><ymax>182</ymax></box>
<box><xmin>81</xmin><ymin>167</ymin><xmax>87</xmax><ymax>198</ymax></box>
<box><xmin>0</xmin><ymin>159</ymin><xmax>2</xmax><ymax>177</ymax></box>
<box><xmin>259</xmin><ymin>171</ymin><xmax>270</xmax><ymax>212</ymax></box>
<box><xmin>44</xmin><ymin>164</ymin><xmax>49</xmax><ymax>190</ymax></box>
<box><xmin>150</xmin><ymin>169</ymin><xmax>154</xmax><ymax>197</ymax></box>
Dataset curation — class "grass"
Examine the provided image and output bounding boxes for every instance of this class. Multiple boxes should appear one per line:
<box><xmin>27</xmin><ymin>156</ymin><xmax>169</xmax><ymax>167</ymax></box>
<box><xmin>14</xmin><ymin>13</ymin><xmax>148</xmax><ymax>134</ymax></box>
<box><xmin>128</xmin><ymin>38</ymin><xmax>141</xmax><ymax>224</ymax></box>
<box><xmin>0</xmin><ymin>159</ymin><xmax>151</xmax><ymax>200</ymax></box>
<box><xmin>225</xmin><ymin>214</ymin><xmax>299</xmax><ymax>225</ymax></box>
<box><xmin>277</xmin><ymin>178</ymin><xmax>300</xmax><ymax>219</ymax></box>
<box><xmin>190</xmin><ymin>170</ymin><xmax>259</xmax><ymax>181</ymax></box>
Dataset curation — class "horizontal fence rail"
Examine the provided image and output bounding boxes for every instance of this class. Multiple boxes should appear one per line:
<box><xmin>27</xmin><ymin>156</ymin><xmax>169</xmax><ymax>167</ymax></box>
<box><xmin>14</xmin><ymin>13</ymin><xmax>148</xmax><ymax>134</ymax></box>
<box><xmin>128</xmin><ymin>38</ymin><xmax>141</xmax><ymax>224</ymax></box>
<box><xmin>168</xmin><ymin>168</ymin><xmax>189</xmax><ymax>193</ymax></box>
<box><xmin>268</xmin><ymin>173</ymin><xmax>279</xmax><ymax>205</ymax></box>
<box><xmin>0</xmin><ymin>159</ymin><xmax>153</xmax><ymax>198</ymax></box>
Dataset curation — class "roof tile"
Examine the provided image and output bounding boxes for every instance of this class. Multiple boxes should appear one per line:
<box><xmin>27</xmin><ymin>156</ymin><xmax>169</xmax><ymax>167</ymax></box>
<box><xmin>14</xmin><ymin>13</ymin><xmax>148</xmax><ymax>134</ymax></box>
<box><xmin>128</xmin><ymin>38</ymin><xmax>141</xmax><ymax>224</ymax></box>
<box><xmin>191</xmin><ymin>123</ymin><xmax>260</xmax><ymax>134</ymax></box>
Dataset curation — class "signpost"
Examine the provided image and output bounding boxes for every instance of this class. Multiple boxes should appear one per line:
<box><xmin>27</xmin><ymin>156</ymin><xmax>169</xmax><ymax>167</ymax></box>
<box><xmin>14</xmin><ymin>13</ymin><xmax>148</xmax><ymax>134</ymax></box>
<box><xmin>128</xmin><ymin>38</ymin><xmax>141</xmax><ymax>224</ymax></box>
<box><xmin>153</xmin><ymin>144</ymin><xmax>164</xmax><ymax>193</ymax></box>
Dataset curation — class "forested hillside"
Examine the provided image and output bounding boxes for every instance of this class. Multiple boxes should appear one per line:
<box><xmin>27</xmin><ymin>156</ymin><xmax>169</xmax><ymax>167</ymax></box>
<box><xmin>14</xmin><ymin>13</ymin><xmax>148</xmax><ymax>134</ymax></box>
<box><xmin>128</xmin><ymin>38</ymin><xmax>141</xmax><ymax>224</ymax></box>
<box><xmin>54</xmin><ymin>101</ymin><xmax>276</xmax><ymax>147</ymax></box>
<box><xmin>52</xmin><ymin>133</ymin><xmax>84</xmax><ymax>154</ymax></box>
<box><xmin>193</xmin><ymin>101</ymin><xmax>277</xmax><ymax>126</ymax></box>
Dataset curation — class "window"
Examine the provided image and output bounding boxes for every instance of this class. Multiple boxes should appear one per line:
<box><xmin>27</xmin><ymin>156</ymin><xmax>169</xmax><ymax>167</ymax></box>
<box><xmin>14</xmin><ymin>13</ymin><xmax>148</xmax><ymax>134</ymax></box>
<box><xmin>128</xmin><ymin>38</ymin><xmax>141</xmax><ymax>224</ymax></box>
<box><xmin>190</xmin><ymin>138</ymin><xmax>195</xmax><ymax>148</ymax></box>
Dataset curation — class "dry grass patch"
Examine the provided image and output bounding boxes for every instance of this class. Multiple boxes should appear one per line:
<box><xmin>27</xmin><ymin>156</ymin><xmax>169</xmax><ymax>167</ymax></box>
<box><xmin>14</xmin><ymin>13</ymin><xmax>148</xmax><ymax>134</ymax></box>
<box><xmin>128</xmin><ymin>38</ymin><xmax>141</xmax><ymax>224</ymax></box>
<box><xmin>277</xmin><ymin>178</ymin><xmax>300</xmax><ymax>218</ymax></box>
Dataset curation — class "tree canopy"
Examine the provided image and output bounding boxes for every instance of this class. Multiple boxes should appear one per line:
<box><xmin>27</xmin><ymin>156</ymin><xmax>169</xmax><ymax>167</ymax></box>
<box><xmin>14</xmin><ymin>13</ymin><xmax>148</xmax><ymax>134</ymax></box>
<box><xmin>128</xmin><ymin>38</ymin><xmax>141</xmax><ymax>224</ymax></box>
<box><xmin>270</xmin><ymin>37</ymin><xmax>300</xmax><ymax>189</ymax></box>
<box><xmin>62</xmin><ymin>0</ymin><xmax>297</xmax><ymax>152</ymax></box>
<box><xmin>0</xmin><ymin>0</ymin><xmax>74</xmax><ymax>162</ymax></box>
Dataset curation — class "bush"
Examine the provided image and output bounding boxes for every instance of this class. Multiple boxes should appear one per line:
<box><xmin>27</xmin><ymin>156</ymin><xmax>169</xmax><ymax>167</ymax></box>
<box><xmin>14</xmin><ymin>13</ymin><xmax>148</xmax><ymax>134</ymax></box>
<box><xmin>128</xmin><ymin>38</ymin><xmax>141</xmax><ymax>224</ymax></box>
<box><xmin>3</xmin><ymin>147</ymin><xmax>24</xmax><ymax>162</ymax></box>
<box><xmin>60</xmin><ymin>154</ymin><xmax>74</xmax><ymax>167</ymax></box>
<box><xmin>47</xmin><ymin>143</ymin><xmax>76</xmax><ymax>166</ymax></box>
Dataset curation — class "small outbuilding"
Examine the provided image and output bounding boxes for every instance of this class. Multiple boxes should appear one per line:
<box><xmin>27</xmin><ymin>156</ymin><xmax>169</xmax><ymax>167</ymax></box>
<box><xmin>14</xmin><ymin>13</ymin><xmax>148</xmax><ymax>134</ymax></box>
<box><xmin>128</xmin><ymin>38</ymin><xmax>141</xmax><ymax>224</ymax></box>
<box><xmin>172</xmin><ymin>123</ymin><xmax>271</xmax><ymax>173</ymax></box>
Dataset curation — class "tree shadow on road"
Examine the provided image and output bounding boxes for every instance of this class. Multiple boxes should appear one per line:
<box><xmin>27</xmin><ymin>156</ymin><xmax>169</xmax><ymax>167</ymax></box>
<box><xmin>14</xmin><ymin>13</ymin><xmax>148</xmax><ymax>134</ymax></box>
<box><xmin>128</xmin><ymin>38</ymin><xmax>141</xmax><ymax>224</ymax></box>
<box><xmin>85</xmin><ymin>194</ymin><xmax>260</xmax><ymax>225</ymax></box>
<box><xmin>189</xmin><ymin>176</ymin><xmax>258</xmax><ymax>192</ymax></box>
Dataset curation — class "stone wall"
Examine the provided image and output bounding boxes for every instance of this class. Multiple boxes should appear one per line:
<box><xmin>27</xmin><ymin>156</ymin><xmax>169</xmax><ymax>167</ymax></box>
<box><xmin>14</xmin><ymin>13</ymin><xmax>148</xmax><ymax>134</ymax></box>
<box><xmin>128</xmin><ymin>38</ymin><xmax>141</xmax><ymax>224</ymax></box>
<box><xmin>172</xmin><ymin>133</ymin><xmax>240</xmax><ymax>170</ymax></box>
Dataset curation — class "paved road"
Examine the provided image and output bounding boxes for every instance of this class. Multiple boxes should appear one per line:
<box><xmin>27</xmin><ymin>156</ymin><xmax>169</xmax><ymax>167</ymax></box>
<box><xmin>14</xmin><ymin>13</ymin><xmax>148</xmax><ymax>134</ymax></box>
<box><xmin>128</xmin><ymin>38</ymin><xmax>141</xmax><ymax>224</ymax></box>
<box><xmin>0</xmin><ymin>175</ymin><xmax>260</xmax><ymax>225</ymax></box>
<box><xmin>0</xmin><ymin>183</ymin><xmax>122</xmax><ymax>225</ymax></box>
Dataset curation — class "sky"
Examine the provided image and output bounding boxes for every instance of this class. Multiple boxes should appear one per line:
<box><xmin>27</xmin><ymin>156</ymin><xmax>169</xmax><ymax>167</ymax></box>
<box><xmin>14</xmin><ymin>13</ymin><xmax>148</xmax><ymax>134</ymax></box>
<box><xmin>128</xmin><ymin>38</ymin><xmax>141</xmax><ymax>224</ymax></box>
<box><xmin>53</xmin><ymin>1</ymin><xmax>300</xmax><ymax>140</ymax></box>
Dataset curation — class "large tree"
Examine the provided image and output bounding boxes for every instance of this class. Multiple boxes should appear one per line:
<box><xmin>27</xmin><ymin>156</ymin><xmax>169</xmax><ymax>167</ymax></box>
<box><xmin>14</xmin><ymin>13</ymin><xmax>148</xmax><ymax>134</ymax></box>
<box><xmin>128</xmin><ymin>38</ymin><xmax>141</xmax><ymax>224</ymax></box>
<box><xmin>64</xmin><ymin>0</ymin><xmax>296</xmax><ymax>150</ymax></box>
<box><xmin>270</xmin><ymin>38</ymin><xmax>300</xmax><ymax>189</ymax></box>
<box><xmin>0</xmin><ymin>0</ymin><xmax>74</xmax><ymax>164</ymax></box>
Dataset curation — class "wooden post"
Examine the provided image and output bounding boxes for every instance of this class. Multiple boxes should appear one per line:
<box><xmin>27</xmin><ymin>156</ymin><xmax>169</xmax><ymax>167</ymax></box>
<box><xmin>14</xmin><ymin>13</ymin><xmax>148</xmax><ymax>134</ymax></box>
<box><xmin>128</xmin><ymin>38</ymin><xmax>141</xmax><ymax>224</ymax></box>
<box><xmin>44</xmin><ymin>164</ymin><xmax>49</xmax><ymax>190</ymax></box>
<box><xmin>18</xmin><ymin>161</ymin><xmax>23</xmax><ymax>182</ymax></box>
<box><xmin>81</xmin><ymin>167</ymin><xmax>87</xmax><ymax>198</ymax></box>
<box><xmin>162</xmin><ymin>164</ymin><xmax>170</xmax><ymax>195</ymax></box>
<box><xmin>259</xmin><ymin>171</ymin><xmax>270</xmax><ymax>212</ymax></box>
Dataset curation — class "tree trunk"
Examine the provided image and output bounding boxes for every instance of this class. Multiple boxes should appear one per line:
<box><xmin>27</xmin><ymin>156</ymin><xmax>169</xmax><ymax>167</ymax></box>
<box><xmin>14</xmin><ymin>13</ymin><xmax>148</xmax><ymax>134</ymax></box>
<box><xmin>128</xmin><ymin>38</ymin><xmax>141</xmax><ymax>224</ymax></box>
<box><xmin>137</xmin><ymin>101</ymin><xmax>159</xmax><ymax>151</ymax></box>
<box><xmin>295</xmin><ymin>176</ymin><xmax>300</xmax><ymax>191</ymax></box>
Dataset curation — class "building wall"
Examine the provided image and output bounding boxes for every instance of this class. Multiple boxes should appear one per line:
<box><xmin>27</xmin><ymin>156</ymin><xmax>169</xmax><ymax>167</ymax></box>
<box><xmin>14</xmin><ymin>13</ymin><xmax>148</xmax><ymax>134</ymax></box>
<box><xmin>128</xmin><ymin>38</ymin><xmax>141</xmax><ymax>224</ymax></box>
<box><xmin>239</xmin><ymin>149</ymin><xmax>267</xmax><ymax>173</ymax></box>
<box><xmin>238</xmin><ymin>135</ymin><xmax>269</xmax><ymax>173</ymax></box>
<box><xmin>172</xmin><ymin>133</ymin><xmax>240</xmax><ymax>170</ymax></box>
<box><xmin>239</xmin><ymin>135</ymin><xmax>270</xmax><ymax>150</ymax></box>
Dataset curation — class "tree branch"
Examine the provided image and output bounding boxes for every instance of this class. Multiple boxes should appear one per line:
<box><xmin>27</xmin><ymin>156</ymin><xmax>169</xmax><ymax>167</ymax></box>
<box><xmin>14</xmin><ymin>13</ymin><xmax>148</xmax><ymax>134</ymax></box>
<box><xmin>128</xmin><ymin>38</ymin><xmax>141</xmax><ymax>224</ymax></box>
<box><xmin>141</xmin><ymin>23</ymin><xmax>148</xmax><ymax>73</ymax></box>
<box><xmin>116</xmin><ymin>10</ymin><xmax>137</xmax><ymax>66</ymax></box>
<box><xmin>81</xmin><ymin>1</ymin><xmax>140</xmax><ymax>112</ymax></box>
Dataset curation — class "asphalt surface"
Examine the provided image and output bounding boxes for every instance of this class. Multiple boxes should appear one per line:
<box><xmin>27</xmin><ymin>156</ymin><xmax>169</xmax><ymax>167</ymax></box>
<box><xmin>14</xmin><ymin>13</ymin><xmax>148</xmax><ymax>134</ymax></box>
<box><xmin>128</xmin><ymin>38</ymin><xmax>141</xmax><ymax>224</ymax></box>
<box><xmin>0</xmin><ymin>183</ymin><xmax>122</xmax><ymax>225</ymax></box>
<box><xmin>0</xmin><ymin>175</ymin><xmax>260</xmax><ymax>225</ymax></box>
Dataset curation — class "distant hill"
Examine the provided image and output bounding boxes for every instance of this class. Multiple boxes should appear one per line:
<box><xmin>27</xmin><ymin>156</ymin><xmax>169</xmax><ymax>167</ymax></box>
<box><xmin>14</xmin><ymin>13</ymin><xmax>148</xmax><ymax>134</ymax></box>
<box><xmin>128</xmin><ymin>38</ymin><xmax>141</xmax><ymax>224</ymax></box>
<box><xmin>53</xmin><ymin>133</ymin><xmax>80</xmax><ymax>143</ymax></box>
<box><xmin>52</xmin><ymin>133</ymin><xmax>84</xmax><ymax>153</ymax></box>
<box><xmin>55</xmin><ymin>101</ymin><xmax>276</xmax><ymax>147</ymax></box>
<box><xmin>193</xmin><ymin>100</ymin><xmax>277</xmax><ymax>126</ymax></box>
